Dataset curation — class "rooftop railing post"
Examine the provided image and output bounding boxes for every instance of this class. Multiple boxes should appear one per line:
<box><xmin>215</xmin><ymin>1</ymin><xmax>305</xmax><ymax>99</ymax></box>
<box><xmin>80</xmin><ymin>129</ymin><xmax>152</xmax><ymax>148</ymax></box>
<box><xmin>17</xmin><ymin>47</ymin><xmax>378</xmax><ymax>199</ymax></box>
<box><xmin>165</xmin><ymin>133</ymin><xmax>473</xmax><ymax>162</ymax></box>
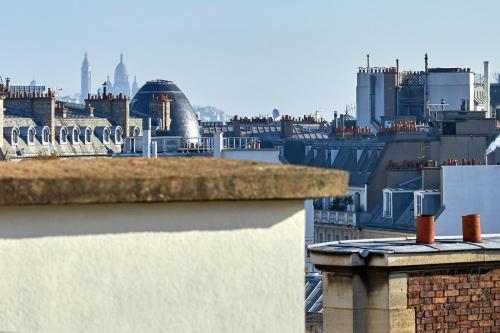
<box><xmin>142</xmin><ymin>118</ymin><xmax>151</xmax><ymax>158</ymax></box>
<box><xmin>214</xmin><ymin>132</ymin><xmax>223</xmax><ymax>158</ymax></box>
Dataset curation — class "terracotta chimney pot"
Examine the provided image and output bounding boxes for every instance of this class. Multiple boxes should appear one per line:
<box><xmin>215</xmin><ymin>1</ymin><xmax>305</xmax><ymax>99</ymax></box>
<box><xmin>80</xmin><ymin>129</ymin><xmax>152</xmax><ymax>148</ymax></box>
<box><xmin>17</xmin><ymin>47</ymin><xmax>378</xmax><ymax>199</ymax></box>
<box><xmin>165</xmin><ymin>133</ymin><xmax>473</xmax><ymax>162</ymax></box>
<box><xmin>462</xmin><ymin>214</ymin><xmax>482</xmax><ymax>243</ymax></box>
<box><xmin>416</xmin><ymin>215</ymin><xmax>435</xmax><ymax>244</ymax></box>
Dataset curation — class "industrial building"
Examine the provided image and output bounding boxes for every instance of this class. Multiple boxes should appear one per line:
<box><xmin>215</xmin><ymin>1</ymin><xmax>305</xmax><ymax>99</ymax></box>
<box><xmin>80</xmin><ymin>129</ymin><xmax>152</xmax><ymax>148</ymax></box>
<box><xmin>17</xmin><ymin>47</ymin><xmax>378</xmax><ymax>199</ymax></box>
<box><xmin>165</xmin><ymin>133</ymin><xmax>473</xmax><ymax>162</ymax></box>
<box><xmin>356</xmin><ymin>55</ymin><xmax>492</xmax><ymax>131</ymax></box>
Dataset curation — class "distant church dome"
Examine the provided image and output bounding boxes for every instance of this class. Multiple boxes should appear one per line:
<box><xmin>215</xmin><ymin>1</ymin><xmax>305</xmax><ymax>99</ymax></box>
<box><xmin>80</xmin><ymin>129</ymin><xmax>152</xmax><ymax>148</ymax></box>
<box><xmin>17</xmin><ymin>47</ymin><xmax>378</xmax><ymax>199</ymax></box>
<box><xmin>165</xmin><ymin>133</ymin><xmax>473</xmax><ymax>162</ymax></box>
<box><xmin>113</xmin><ymin>53</ymin><xmax>130</xmax><ymax>97</ymax></box>
<box><xmin>131</xmin><ymin>80</ymin><xmax>200</xmax><ymax>139</ymax></box>
<box><xmin>114</xmin><ymin>53</ymin><xmax>128</xmax><ymax>81</ymax></box>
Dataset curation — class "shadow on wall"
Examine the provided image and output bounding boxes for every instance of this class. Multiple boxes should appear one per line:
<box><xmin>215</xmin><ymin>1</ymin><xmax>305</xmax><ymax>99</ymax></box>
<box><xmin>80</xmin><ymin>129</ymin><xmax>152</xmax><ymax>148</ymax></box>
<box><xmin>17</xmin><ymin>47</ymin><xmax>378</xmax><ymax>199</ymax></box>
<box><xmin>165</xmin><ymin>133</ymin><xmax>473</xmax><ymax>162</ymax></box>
<box><xmin>0</xmin><ymin>200</ymin><xmax>303</xmax><ymax>239</ymax></box>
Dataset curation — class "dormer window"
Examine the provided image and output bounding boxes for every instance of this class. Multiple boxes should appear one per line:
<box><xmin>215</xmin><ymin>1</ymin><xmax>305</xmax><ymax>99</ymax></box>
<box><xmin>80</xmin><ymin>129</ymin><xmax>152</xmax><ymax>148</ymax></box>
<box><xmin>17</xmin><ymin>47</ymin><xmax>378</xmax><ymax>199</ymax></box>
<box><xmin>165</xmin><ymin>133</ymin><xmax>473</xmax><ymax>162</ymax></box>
<box><xmin>69</xmin><ymin>127</ymin><xmax>80</xmax><ymax>144</ymax></box>
<box><xmin>84</xmin><ymin>127</ymin><xmax>92</xmax><ymax>145</ymax></box>
<box><xmin>42</xmin><ymin>127</ymin><xmax>50</xmax><ymax>145</ymax></box>
<box><xmin>28</xmin><ymin>127</ymin><xmax>36</xmax><ymax>145</ymax></box>
<box><xmin>383</xmin><ymin>190</ymin><xmax>392</xmax><ymax>218</ymax></box>
<box><xmin>113</xmin><ymin>126</ymin><xmax>123</xmax><ymax>144</ymax></box>
<box><xmin>21</xmin><ymin>126</ymin><xmax>36</xmax><ymax>146</ymax></box>
<box><xmin>9</xmin><ymin>127</ymin><xmax>20</xmax><ymax>146</ymax></box>
<box><xmin>414</xmin><ymin>190</ymin><xmax>441</xmax><ymax>217</ymax></box>
<box><xmin>103</xmin><ymin>127</ymin><xmax>110</xmax><ymax>145</ymax></box>
<box><xmin>94</xmin><ymin>126</ymin><xmax>111</xmax><ymax>145</ymax></box>
<box><xmin>58</xmin><ymin>126</ymin><xmax>68</xmax><ymax>145</ymax></box>
<box><xmin>36</xmin><ymin>126</ymin><xmax>51</xmax><ymax>145</ymax></box>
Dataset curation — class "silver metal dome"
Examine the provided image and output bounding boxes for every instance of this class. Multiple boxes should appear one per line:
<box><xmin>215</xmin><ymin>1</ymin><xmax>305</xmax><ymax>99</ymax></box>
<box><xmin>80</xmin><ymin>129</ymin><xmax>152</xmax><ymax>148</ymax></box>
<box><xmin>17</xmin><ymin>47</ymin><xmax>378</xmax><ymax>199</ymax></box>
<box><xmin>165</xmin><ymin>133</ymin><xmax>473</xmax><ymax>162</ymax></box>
<box><xmin>131</xmin><ymin>80</ymin><xmax>201</xmax><ymax>139</ymax></box>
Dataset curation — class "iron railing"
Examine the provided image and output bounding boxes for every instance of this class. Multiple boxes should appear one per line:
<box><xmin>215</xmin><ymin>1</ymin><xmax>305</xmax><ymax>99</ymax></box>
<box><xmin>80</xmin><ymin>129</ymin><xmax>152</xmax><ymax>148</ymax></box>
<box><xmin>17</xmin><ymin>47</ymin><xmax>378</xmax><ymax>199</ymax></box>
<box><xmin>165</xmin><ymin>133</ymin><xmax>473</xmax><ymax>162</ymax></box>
<box><xmin>123</xmin><ymin>136</ymin><xmax>260</xmax><ymax>154</ymax></box>
<box><xmin>314</xmin><ymin>210</ymin><xmax>356</xmax><ymax>227</ymax></box>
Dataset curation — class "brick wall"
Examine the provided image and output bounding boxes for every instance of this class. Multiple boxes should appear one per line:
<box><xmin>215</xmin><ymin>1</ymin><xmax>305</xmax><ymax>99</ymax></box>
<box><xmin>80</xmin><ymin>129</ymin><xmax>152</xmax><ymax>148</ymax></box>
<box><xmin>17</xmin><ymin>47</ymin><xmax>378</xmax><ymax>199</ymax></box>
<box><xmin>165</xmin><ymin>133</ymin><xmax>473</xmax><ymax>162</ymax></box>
<box><xmin>408</xmin><ymin>268</ymin><xmax>500</xmax><ymax>333</ymax></box>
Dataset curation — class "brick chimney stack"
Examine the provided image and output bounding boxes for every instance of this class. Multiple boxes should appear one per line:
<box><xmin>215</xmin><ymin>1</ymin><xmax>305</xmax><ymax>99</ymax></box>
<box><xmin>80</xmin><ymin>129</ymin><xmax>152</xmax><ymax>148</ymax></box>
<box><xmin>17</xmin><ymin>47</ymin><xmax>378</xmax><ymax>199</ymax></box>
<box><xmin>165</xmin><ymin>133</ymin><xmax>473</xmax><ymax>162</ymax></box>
<box><xmin>85</xmin><ymin>93</ymin><xmax>130</xmax><ymax>136</ymax></box>
<box><xmin>148</xmin><ymin>94</ymin><xmax>171</xmax><ymax>131</ymax></box>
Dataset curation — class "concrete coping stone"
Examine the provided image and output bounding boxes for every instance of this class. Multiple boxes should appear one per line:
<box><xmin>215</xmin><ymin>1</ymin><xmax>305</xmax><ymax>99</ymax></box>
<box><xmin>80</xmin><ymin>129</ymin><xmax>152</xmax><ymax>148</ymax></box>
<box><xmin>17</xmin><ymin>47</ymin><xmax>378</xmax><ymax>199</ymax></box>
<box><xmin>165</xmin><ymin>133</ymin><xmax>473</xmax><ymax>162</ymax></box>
<box><xmin>0</xmin><ymin>157</ymin><xmax>348</xmax><ymax>206</ymax></box>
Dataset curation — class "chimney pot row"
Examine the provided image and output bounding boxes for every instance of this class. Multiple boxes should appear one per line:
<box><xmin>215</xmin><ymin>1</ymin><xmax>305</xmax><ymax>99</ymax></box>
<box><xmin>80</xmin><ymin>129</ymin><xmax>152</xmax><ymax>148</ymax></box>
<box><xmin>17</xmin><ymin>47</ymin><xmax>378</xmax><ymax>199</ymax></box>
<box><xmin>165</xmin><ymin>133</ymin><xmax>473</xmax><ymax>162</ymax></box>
<box><xmin>416</xmin><ymin>214</ymin><xmax>483</xmax><ymax>245</ymax></box>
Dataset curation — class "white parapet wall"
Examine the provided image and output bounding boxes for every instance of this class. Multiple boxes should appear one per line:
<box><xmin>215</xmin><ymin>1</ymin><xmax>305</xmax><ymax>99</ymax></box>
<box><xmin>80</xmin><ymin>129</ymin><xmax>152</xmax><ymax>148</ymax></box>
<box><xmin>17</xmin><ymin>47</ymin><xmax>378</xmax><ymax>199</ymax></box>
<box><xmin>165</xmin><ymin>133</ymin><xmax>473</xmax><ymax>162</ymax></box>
<box><xmin>0</xmin><ymin>201</ymin><xmax>304</xmax><ymax>333</ymax></box>
<box><xmin>221</xmin><ymin>149</ymin><xmax>281</xmax><ymax>164</ymax></box>
<box><xmin>0</xmin><ymin>157</ymin><xmax>347</xmax><ymax>333</ymax></box>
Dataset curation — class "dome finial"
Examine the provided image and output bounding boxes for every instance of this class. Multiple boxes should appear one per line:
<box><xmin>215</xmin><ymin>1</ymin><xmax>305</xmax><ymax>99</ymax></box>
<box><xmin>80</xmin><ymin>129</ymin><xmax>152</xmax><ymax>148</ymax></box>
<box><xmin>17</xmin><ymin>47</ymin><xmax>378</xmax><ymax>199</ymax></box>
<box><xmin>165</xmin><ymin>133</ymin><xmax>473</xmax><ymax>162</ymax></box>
<box><xmin>120</xmin><ymin>53</ymin><xmax>124</xmax><ymax>63</ymax></box>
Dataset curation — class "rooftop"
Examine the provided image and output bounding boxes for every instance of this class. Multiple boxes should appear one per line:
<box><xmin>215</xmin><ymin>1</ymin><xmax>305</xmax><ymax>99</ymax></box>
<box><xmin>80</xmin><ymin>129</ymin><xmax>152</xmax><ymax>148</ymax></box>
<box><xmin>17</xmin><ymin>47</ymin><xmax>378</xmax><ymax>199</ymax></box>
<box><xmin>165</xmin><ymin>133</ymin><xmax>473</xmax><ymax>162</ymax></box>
<box><xmin>309</xmin><ymin>235</ymin><xmax>500</xmax><ymax>268</ymax></box>
<box><xmin>0</xmin><ymin>157</ymin><xmax>347</xmax><ymax>206</ymax></box>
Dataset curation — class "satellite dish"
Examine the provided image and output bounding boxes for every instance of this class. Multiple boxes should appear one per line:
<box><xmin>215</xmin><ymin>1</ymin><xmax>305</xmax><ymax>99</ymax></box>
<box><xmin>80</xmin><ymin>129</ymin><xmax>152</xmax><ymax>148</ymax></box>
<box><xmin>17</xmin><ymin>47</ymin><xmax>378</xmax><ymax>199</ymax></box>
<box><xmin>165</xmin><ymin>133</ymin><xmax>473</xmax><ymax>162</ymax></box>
<box><xmin>272</xmin><ymin>109</ymin><xmax>280</xmax><ymax>121</ymax></box>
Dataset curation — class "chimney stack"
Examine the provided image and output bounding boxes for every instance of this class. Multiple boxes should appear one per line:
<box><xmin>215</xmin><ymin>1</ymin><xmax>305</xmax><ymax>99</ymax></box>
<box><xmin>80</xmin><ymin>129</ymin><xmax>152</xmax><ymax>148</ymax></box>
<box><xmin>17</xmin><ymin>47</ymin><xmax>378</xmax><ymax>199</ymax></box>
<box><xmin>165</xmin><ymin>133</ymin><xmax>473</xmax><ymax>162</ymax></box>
<box><xmin>484</xmin><ymin>61</ymin><xmax>490</xmax><ymax>118</ymax></box>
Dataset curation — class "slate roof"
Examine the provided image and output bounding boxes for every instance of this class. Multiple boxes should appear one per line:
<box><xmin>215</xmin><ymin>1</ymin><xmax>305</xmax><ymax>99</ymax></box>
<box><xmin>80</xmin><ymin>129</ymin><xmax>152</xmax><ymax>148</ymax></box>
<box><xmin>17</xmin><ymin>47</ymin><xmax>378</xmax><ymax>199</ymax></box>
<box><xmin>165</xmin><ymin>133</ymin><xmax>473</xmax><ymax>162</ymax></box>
<box><xmin>301</xmin><ymin>140</ymin><xmax>385</xmax><ymax>187</ymax></box>
<box><xmin>305</xmin><ymin>273</ymin><xmax>323</xmax><ymax>314</ymax></box>
<box><xmin>2</xmin><ymin>108</ymin><xmax>138</xmax><ymax>158</ymax></box>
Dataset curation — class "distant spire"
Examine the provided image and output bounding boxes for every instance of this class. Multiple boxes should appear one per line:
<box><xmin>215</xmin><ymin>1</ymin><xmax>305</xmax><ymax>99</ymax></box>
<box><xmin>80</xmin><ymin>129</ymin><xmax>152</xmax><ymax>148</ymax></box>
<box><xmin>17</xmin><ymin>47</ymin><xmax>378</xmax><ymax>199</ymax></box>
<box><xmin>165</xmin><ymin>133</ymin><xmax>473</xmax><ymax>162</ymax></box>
<box><xmin>82</xmin><ymin>52</ymin><xmax>90</xmax><ymax>67</ymax></box>
<box><xmin>81</xmin><ymin>52</ymin><xmax>91</xmax><ymax>103</ymax></box>
<box><xmin>120</xmin><ymin>53</ymin><xmax>124</xmax><ymax>63</ymax></box>
<box><xmin>131</xmin><ymin>75</ymin><xmax>140</xmax><ymax>98</ymax></box>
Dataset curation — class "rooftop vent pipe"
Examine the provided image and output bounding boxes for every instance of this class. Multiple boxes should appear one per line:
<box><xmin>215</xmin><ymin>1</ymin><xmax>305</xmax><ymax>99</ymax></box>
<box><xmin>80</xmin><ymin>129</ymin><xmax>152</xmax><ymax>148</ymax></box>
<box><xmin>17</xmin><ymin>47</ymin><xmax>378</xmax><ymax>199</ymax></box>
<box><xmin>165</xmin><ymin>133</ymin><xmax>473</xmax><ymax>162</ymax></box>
<box><xmin>416</xmin><ymin>215</ymin><xmax>435</xmax><ymax>244</ymax></box>
<box><xmin>462</xmin><ymin>214</ymin><xmax>482</xmax><ymax>243</ymax></box>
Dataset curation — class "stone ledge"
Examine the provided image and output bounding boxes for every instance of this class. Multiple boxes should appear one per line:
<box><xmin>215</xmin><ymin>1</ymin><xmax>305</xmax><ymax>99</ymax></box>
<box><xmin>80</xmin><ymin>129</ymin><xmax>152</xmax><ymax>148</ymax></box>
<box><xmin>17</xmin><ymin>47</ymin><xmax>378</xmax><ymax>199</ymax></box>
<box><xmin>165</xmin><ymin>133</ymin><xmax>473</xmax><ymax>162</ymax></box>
<box><xmin>0</xmin><ymin>157</ymin><xmax>348</xmax><ymax>206</ymax></box>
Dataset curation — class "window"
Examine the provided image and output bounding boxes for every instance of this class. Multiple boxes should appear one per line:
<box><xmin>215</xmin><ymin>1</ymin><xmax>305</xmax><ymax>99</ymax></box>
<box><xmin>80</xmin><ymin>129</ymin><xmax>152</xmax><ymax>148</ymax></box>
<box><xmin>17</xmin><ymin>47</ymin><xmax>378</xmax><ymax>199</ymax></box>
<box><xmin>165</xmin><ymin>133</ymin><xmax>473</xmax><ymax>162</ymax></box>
<box><xmin>318</xmin><ymin>233</ymin><xmax>324</xmax><ymax>243</ymax></box>
<box><xmin>85</xmin><ymin>128</ymin><xmax>92</xmax><ymax>144</ymax></box>
<box><xmin>114</xmin><ymin>127</ymin><xmax>123</xmax><ymax>144</ymax></box>
<box><xmin>42</xmin><ymin>127</ymin><xmax>50</xmax><ymax>145</ymax></box>
<box><xmin>415</xmin><ymin>194</ymin><xmax>423</xmax><ymax>217</ymax></box>
<box><xmin>12</xmin><ymin>128</ymin><xmax>20</xmax><ymax>145</ymax></box>
<box><xmin>383</xmin><ymin>191</ymin><xmax>392</xmax><ymax>218</ymax></box>
<box><xmin>72</xmin><ymin>127</ymin><xmax>80</xmax><ymax>144</ymax></box>
<box><xmin>28</xmin><ymin>127</ymin><xmax>36</xmax><ymax>146</ymax></box>
<box><xmin>103</xmin><ymin>128</ymin><xmax>110</xmax><ymax>144</ymax></box>
<box><xmin>354</xmin><ymin>192</ymin><xmax>361</xmax><ymax>212</ymax></box>
<box><xmin>59</xmin><ymin>127</ymin><xmax>68</xmax><ymax>144</ymax></box>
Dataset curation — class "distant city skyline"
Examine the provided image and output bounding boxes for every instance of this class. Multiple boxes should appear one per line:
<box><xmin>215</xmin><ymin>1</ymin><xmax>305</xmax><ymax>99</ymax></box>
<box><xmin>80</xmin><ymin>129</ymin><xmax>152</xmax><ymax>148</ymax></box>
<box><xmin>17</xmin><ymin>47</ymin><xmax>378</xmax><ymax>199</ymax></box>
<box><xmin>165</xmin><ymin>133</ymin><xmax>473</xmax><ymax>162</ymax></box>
<box><xmin>2</xmin><ymin>0</ymin><xmax>500</xmax><ymax>117</ymax></box>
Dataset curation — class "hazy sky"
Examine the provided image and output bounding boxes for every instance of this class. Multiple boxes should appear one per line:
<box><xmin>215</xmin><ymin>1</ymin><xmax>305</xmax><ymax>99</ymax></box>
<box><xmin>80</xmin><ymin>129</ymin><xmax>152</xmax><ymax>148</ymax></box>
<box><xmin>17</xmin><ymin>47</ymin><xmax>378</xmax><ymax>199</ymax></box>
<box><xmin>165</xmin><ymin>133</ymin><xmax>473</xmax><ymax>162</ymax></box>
<box><xmin>2</xmin><ymin>0</ymin><xmax>500</xmax><ymax>117</ymax></box>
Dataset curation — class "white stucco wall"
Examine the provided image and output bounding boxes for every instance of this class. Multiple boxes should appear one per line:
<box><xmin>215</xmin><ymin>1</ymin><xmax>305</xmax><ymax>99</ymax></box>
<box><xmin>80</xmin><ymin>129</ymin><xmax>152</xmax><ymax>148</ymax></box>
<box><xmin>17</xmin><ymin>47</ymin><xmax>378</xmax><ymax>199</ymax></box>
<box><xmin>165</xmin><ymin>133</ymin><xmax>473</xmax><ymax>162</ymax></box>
<box><xmin>221</xmin><ymin>149</ymin><xmax>281</xmax><ymax>164</ymax></box>
<box><xmin>437</xmin><ymin>166</ymin><xmax>500</xmax><ymax>235</ymax></box>
<box><xmin>0</xmin><ymin>200</ymin><xmax>305</xmax><ymax>333</ymax></box>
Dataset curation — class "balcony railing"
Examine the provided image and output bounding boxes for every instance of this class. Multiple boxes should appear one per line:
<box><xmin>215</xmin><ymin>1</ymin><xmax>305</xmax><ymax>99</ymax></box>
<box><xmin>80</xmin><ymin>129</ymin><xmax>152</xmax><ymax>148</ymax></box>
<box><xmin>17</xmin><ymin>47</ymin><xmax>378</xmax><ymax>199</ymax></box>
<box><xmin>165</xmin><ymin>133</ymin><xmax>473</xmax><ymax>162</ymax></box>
<box><xmin>123</xmin><ymin>136</ymin><xmax>260</xmax><ymax>154</ymax></box>
<box><xmin>314</xmin><ymin>209</ymin><xmax>356</xmax><ymax>227</ymax></box>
